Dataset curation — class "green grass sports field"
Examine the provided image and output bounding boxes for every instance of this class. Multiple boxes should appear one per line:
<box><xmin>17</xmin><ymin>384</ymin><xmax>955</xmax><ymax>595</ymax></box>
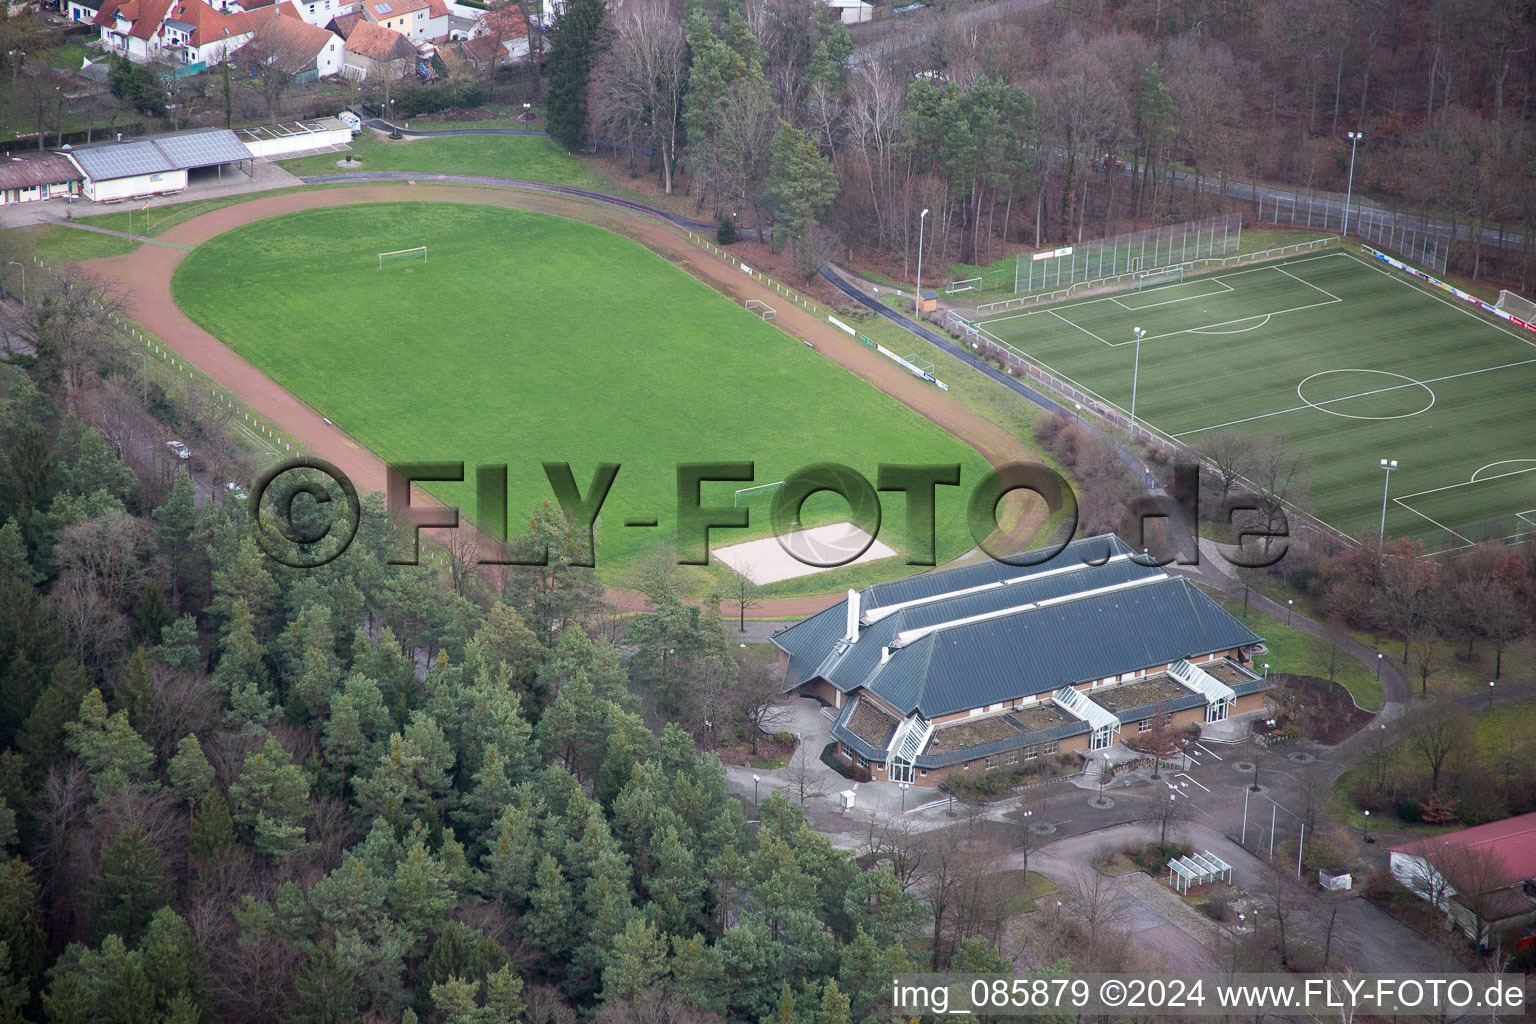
<box><xmin>976</xmin><ymin>249</ymin><xmax>1536</xmax><ymax>549</ymax></box>
<box><xmin>173</xmin><ymin>203</ymin><xmax>994</xmax><ymax>581</ymax></box>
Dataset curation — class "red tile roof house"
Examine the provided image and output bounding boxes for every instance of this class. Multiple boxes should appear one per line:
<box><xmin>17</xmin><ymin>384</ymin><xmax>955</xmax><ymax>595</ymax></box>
<box><xmin>1389</xmin><ymin>812</ymin><xmax>1536</xmax><ymax>952</ymax></box>
<box><xmin>94</xmin><ymin>0</ymin><xmax>263</xmax><ymax>66</ymax></box>
<box><xmin>240</xmin><ymin>3</ymin><xmax>346</xmax><ymax>77</ymax></box>
<box><xmin>341</xmin><ymin>19</ymin><xmax>416</xmax><ymax>79</ymax></box>
<box><xmin>458</xmin><ymin>2</ymin><xmax>532</xmax><ymax>66</ymax></box>
<box><xmin>359</xmin><ymin>0</ymin><xmax>447</xmax><ymax>42</ymax></box>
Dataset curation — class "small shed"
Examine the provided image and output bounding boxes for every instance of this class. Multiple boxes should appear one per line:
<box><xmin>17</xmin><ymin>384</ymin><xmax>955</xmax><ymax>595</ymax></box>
<box><xmin>1319</xmin><ymin>868</ymin><xmax>1352</xmax><ymax>891</ymax></box>
<box><xmin>0</xmin><ymin>153</ymin><xmax>82</xmax><ymax>205</ymax></box>
<box><xmin>917</xmin><ymin>289</ymin><xmax>939</xmax><ymax>313</ymax></box>
<box><xmin>839</xmin><ymin>789</ymin><xmax>856</xmax><ymax>810</ymax></box>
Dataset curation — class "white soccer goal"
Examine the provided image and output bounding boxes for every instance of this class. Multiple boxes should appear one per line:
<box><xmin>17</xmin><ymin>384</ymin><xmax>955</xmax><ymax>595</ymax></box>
<box><xmin>733</xmin><ymin>481</ymin><xmax>785</xmax><ymax>507</ymax></box>
<box><xmin>1135</xmin><ymin>265</ymin><xmax>1185</xmax><ymax>291</ymax></box>
<box><xmin>946</xmin><ymin>276</ymin><xmax>982</xmax><ymax>295</ymax></box>
<box><xmin>1496</xmin><ymin>289</ymin><xmax>1536</xmax><ymax>322</ymax></box>
<box><xmin>379</xmin><ymin>246</ymin><xmax>427</xmax><ymax>269</ymax></box>
<box><xmin>745</xmin><ymin>299</ymin><xmax>776</xmax><ymax>320</ymax></box>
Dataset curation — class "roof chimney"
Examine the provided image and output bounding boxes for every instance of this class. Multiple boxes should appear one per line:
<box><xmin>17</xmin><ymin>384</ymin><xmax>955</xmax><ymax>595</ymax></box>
<box><xmin>880</xmin><ymin>645</ymin><xmax>891</xmax><ymax>666</ymax></box>
<box><xmin>844</xmin><ymin>589</ymin><xmax>860</xmax><ymax>644</ymax></box>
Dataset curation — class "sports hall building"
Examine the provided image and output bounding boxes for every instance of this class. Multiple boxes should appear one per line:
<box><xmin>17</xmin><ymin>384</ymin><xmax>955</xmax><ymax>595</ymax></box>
<box><xmin>772</xmin><ymin>534</ymin><xmax>1271</xmax><ymax>786</ymax></box>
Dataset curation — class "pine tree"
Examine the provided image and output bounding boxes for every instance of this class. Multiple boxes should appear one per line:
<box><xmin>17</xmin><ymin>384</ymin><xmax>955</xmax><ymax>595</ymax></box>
<box><xmin>766</xmin><ymin>121</ymin><xmax>839</xmax><ymax>277</ymax></box>
<box><xmin>151</xmin><ymin>616</ymin><xmax>201</xmax><ymax>672</ymax></box>
<box><xmin>482</xmin><ymin>792</ymin><xmax>543</xmax><ymax>908</ymax></box>
<box><xmin>819</xmin><ymin>978</ymin><xmax>851</xmax><ymax>1024</ymax></box>
<box><xmin>90</xmin><ymin>827</ymin><xmax>169</xmax><ymax>944</ymax></box>
<box><xmin>389</xmin><ymin>836</ymin><xmax>454</xmax><ymax>959</ymax></box>
<box><xmin>525</xmin><ymin>854</ymin><xmax>572</xmax><ymax>961</ymax></box>
<box><xmin>544</xmin><ymin>0</ymin><xmax>607</xmax><ymax>148</ymax></box>
<box><xmin>152</xmin><ymin>471</ymin><xmax>198</xmax><ymax>613</ymax></box>
<box><xmin>600</xmin><ymin>916</ymin><xmax>668</xmax><ymax>1002</ymax></box>
<box><xmin>188</xmin><ymin>790</ymin><xmax>236</xmax><ymax>866</ymax></box>
<box><xmin>139</xmin><ymin>907</ymin><xmax>210</xmax><ymax>1019</ymax></box>
<box><xmin>0</xmin><ymin>519</ymin><xmax>38</xmax><ymax>586</ymax></box>
<box><xmin>64</xmin><ymin>689</ymin><xmax>157</xmax><ymax>804</ymax></box>
<box><xmin>214</xmin><ymin>600</ymin><xmax>276</xmax><ymax>728</ymax></box>
<box><xmin>128</xmin><ymin>584</ymin><xmax>172</xmax><ymax>650</ymax></box>
<box><xmin>114</xmin><ymin>649</ymin><xmax>154</xmax><ymax>736</ymax></box>
<box><xmin>228</xmin><ymin>735</ymin><xmax>309</xmax><ymax>857</ymax></box>
<box><xmin>0</xmin><ymin>858</ymin><xmax>42</xmax><ymax>1013</ymax></box>
<box><xmin>167</xmin><ymin>735</ymin><xmax>214</xmax><ymax>807</ymax></box>
<box><xmin>290</xmin><ymin>939</ymin><xmax>357</xmax><ymax>1024</ymax></box>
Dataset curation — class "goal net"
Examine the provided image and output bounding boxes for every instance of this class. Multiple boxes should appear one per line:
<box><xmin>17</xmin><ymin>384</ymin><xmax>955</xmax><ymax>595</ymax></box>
<box><xmin>380</xmin><ymin>246</ymin><xmax>427</xmax><ymax>269</ymax></box>
<box><xmin>733</xmin><ymin>481</ymin><xmax>785</xmax><ymax>507</ymax></box>
<box><xmin>745</xmin><ymin>299</ymin><xmax>776</xmax><ymax>321</ymax></box>
<box><xmin>1496</xmin><ymin>289</ymin><xmax>1536</xmax><ymax>322</ymax></box>
<box><xmin>1134</xmin><ymin>265</ymin><xmax>1185</xmax><ymax>292</ymax></box>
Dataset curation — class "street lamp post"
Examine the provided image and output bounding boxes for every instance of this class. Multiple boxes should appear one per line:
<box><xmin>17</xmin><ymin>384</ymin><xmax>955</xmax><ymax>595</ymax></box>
<box><xmin>1377</xmin><ymin>458</ymin><xmax>1398</xmax><ymax>554</ymax></box>
<box><xmin>900</xmin><ymin>782</ymin><xmax>910</xmax><ymax>812</ymax></box>
<box><xmin>1342</xmin><ymin>131</ymin><xmax>1365</xmax><ymax>237</ymax></box>
<box><xmin>1129</xmin><ymin>327</ymin><xmax>1147</xmax><ymax>434</ymax></box>
<box><xmin>915</xmin><ymin>208</ymin><xmax>929</xmax><ymax>317</ymax></box>
<box><xmin>1376</xmin><ymin>653</ymin><xmax>1383</xmax><ymax>680</ymax></box>
<box><xmin>1489</xmin><ymin>680</ymin><xmax>1495</xmax><ymax>708</ymax></box>
<box><xmin>752</xmin><ymin>773</ymin><xmax>760</xmax><ymax>807</ymax></box>
<box><xmin>1287</xmin><ymin>599</ymin><xmax>1293</xmax><ymax>625</ymax></box>
<box><xmin>6</xmin><ymin>262</ymin><xmax>22</xmax><ymax>305</ymax></box>
<box><xmin>1262</xmin><ymin>663</ymin><xmax>1269</xmax><ymax>680</ymax></box>
<box><xmin>1363</xmin><ymin>808</ymin><xmax>1373</xmax><ymax>844</ymax></box>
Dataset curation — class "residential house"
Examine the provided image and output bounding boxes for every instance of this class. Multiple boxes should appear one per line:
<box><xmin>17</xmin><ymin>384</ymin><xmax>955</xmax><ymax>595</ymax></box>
<box><xmin>242</xmin><ymin>3</ymin><xmax>346</xmax><ymax>78</ymax></box>
<box><xmin>94</xmin><ymin>0</ymin><xmax>259</xmax><ymax>66</ymax></box>
<box><xmin>772</xmin><ymin>534</ymin><xmax>1271</xmax><ymax>787</ymax></box>
<box><xmin>341</xmin><ymin>19</ymin><xmax>415</xmax><ymax>79</ymax></box>
<box><xmin>325</xmin><ymin>9</ymin><xmax>363</xmax><ymax>37</ymax></box>
<box><xmin>66</xmin><ymin>0</ymin><xmax>105</xmax><ymax>23</ymax></box>
<box><xmin>822</xmin><ymin>0</ymin><xmax>871</xmax><ymax>23</ymax></box>
<box><xmin>459</xmin><ymin>2</ymin><xmax>530</xmax><ymax>65</ymax></box>
<box><xmin>358</xmin><ymin>0</ymin><xmax>447</xmax><ymax>43</ymax></box>
<box><xmin>1390</xmin><ymin>813</ymin><xmax>1536</xmax><ymax>951</ymax></box>
<box><xmin>0</xmin><ymin>153</ymin><xmax>82</xmax><ymax>205</ymax></box>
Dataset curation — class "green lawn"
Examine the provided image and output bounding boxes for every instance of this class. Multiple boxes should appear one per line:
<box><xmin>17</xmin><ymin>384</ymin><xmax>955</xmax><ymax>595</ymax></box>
<box><xmin>276</xmin><ymin>132</ymin><xmax>606</xmax><ymax>188</ymax></box>
<box><xmin>976</xmin><ymin>250</ymin><xmax>1536</xmax><ymax>547</ymax></box>
<box><xmin>24</xmin><ymin>223</ymin><xmax>139</xmax><ymax>263</ymax></box>
<box><xmin>173</xmin><ymin>203</ymin><xmax>994</xmax><ymax>581</ymax></box>
<box><xmin>1212</xmin><ymin>592</ymin><xmax>1383</xmax><ymax>711</ymax></box>
<box><xmin>987</xmin><ymin>869</ymin><xmax>1059</xmax><ymax>914</ymax></box>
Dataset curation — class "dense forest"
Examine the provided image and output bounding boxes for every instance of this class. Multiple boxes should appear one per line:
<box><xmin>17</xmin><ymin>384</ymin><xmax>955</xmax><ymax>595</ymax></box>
<box><xmin>552</xmin><ymin>0</ymin><xmax>1536</xmax><ymax>287</ymax></box>
<box><xmin>0</xmin><ymin>240</ymin><xmax>1081</xmax><ymax>1021</ymax></box>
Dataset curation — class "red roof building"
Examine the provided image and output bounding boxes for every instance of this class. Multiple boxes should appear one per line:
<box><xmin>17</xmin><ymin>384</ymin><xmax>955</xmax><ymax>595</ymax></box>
<box><xmin>1390</xmin><ymin>811</ymin><xmax>1536</xmax><ymax>950</ymax></box>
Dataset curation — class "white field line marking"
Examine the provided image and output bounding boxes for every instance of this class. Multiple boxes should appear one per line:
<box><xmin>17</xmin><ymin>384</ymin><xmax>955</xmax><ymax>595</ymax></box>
<box><xmin>1188</xmin><ymin>314</ymin><xmax>1271</xmax><ymax>335</ymax></box>
<box><xmin>980</xmin><ymin>251</ymin><xmax>1352</xmax><ymax>330</ymax></box>
<box><xmin>1196</xmin><ymin>743</ymin><xmax>1222</xmax><ymax>761</ymax></box>
<box><xmin>1345</xmin><ymin>248</ymin><xmax>1536</xmax><ymax>351</ymax></box>
<box><xmin>1392</xmin><ymin>498</ymin><xmax>1475</xmax><ymax>544</ymax></box>
<box><xmin>1469</xmin><ymin>459</ymin><xmax>1536</xmax><ymax>483</ymax></box>
<box><xmin>1395</xmin><ymin>462</ymin><xmax>1536</xmax><ymax>500</ymax></box>
<box><xmin>1047</xmin><ymin>308</ymin><xmax>1112</xmax><ymax>346</ymax></box>
<box><xmin>1172</xmin><ymin>357</ymin><xmax>1536</xmax><ymax>438</ymax></box>
<box><xmin>1273</xmin><ymin>263</ymin><xmax>1344</xmax><ymax>303</ymax></box>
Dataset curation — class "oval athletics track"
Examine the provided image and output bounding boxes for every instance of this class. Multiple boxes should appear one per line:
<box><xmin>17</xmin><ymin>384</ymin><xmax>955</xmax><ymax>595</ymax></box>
<box><xmin>85</xmin><ymin>183</ymin><xmax>1047</xmax><ymax>616</ymax></box>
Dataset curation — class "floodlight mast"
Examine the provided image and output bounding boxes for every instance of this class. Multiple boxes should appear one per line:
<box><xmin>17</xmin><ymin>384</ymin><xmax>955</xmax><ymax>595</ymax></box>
<box><xmin>1343</xmin><ymin>131</ymin><xmax>1365</xmax><ymax>237</ymax></box>
<box><xmin>1377</xmin><ymin>458</ymin><xmax>1398</xmax><ymax>555</ymax></box>
<box><xmin>1129</xmin><ymin>327</ymin><xmax>1148</xmax><ymax>434</ymax></box>
<box><xmin>915</xmin><ymin>209</ymin><xmax>930</xmax><ymax>317</ymax></box>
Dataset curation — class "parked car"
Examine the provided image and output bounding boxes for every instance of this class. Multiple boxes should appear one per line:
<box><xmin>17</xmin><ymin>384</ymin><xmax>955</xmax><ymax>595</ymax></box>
<box><xmin>165</xmin><ymin>440</ymin><xmax>190</xmax><ymax>460</ymax></box>
<box><xmin>225</xmin><ymin>482</ymin><xmax>248</xmax><ymax>500</ymax></box>
<box><xmin>338</xmin><ymin>110</ymin><xmax>363</xmax><ymax>135</ymax></box>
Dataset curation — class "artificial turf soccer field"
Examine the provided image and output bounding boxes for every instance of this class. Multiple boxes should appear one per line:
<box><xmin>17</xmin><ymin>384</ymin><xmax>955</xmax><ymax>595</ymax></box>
<box><xmin>172</xmin><ymin>202</ymin><xmax>994</xmax><ymax>578</ymax></box>
<box><xmin>976</xmin><ymin>248</ymin><xmax>1536</xmax><ymax>550</ymax></box>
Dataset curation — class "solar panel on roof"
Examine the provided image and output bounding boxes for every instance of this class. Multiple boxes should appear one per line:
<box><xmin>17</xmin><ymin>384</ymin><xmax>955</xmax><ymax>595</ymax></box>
<box><xmin>69</xmin><ymin>141</ymin><xmax>175</xmax><ymax>181</ymax></box>
<box><xmin>375</xmin><ymin>3</ymin><xmax>391</xmax><ymax>11</ymax></box>
<box><xmin>152</xmin><ymin>129</ymin><xmax>254</xmax><ymax>170</ymax></box>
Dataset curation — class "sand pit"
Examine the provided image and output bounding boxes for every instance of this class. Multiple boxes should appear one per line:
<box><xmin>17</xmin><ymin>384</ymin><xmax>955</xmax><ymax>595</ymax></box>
<box><xmin>713</xmin><ymin>523</ymin><xmax>898</xmax><ymax>584</ymax></box>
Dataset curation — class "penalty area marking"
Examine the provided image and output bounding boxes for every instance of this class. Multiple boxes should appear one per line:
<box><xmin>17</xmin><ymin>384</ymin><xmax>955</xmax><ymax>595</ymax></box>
<box><xmin>1189</xmin><ymin>314</ymin><xmax>1271</xmax><ymax>335</ymax></box>
<box><xmin>1470</xmin><ymin>460</ymin><xmax>1536</xmax><ymax>483</ymax></box>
